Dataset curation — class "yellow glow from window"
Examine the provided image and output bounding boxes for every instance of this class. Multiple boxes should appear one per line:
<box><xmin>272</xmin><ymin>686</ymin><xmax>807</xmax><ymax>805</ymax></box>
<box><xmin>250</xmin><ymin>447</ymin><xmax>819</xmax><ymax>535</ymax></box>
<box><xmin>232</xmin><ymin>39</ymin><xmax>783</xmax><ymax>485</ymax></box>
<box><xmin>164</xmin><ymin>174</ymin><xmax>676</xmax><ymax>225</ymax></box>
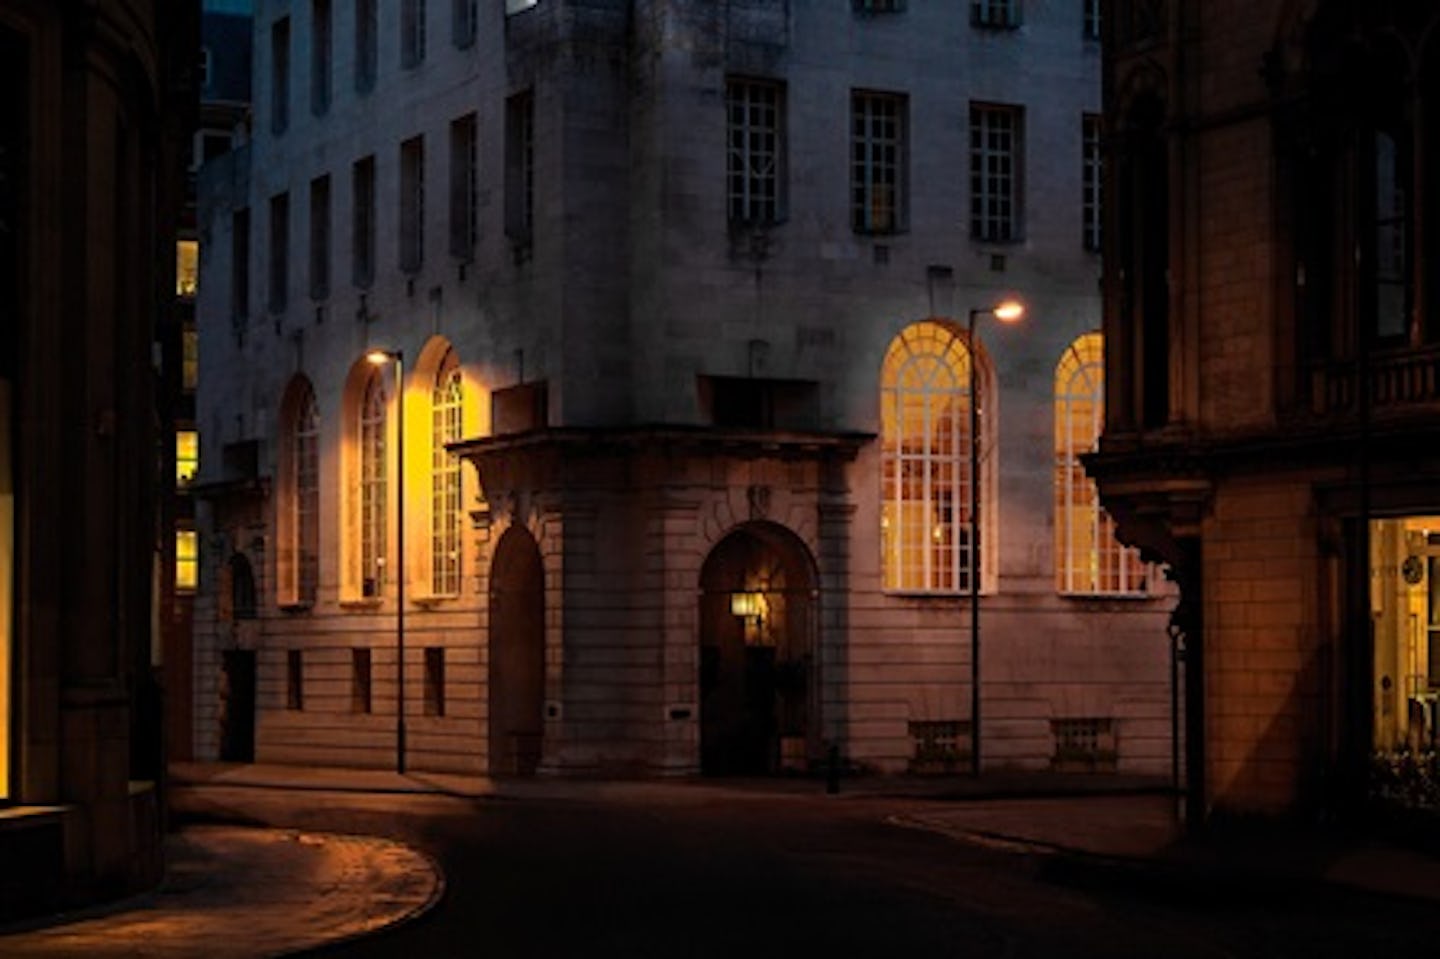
<box><xmin>176</xmin><ymin>240</ymin><xmax>198</xmax><ymax>299</ymax></box>
<box><xmin>176</xmin><ymin>430</ymin><xmax>199</xmax><ymax>487</ymax></box>
<box><xmin>176</xmin><ymin>528</ymin><xmax>199</xmax><ymax>592</ymax></box>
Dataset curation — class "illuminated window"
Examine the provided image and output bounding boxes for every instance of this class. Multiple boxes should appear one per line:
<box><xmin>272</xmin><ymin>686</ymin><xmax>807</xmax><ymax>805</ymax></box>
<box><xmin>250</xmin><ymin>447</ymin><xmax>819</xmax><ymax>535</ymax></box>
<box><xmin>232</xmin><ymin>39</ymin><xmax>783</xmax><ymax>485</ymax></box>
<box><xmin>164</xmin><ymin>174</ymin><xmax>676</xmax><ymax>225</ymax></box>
<box><xmin>182</xmin><ymin>327</ymin><xmax>198</xmax><ymax>392</ymax></box>
<box><xmin>176</xmin><ymin>430</ymin><xmax>199</xmax><ymax>487</ymax></box>
<box><xmin>970</xmin><ymin>102</ymin><xmax>1023</xmax><ymax>242</ymax></box>
<box><xmin>1054</xmin><ymin>333</ymin><xmax>1147</xmax><ymax>595</ymax></box>
<box><xmin>400</xmin><ymin>136</ymin><xmax>425</xmax><ymax>274</ymax></box>
<box><xmin>279</xmin><ymin>378</ymin><xmax>319</xmax><ymax>606</ymax></box>
<box><xmin>431</xmin><ymin>352</ymin><xmax>463</xmax><ymax>595</ymax></box>
<box><xmin>1082</xmin><ymin>113</ymin><xmax>1103</xmax><ymax>252</ymax></box>
<box><xmin>177</xmin><ymin>527</ymin><xmax>199</xmax><ymax>593</ymax></box>
<box><xmin>972</xmin><ymin>0</ymin><xmax>1020</xmax><ymax>28</ymax></box>
<box><xmin>852</xmin><ymin>90</ymin><xmax>906</xmax><ymax>234</ymax></box>
<box><xmin>176</xmin><ymin>240</ymin><xmax>198</xmax><ymax>298</ymax></box>
<box><xmin>360</xmin><ymin>370</ymin><xmax>388</xmax><ymax>598</ymax></box>
<box><xmin>402</xmin><ymin>0</ymin><xmax>427</xmax><ymax>69</ymax></box>
<box><xmin>880</xmin><ymin>321</ymin><xmax>995</xmax><ymax>593</ymax></box>
<box><xmin>727</xmin><ymin>77</ymin><xmax>784</xmax><ymax>226</ymax></box>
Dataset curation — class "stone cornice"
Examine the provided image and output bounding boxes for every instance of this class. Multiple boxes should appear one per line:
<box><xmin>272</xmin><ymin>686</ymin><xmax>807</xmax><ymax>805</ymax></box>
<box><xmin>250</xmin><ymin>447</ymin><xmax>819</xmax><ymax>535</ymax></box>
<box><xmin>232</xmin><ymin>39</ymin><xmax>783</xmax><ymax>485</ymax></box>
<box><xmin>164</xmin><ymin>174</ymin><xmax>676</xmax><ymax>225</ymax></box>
<box><xmin>450</xmin><ymin>425</ymin><xmax>874</xmax><ymax>464</ymax></box>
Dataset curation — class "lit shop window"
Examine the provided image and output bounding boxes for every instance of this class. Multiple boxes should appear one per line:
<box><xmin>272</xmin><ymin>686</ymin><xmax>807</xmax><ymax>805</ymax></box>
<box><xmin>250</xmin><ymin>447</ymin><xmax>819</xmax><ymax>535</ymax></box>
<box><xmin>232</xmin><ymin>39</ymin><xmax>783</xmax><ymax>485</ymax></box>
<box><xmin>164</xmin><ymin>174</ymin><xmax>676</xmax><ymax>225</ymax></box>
<box><xmin>176</xmin><ymin>527</ymin><xmax>199</xmax><ymax>593</ymax></box>
<box><xmin>176</xmin><ymin>430</ymin><xmax>199</xmax><ymax>487</ymax></box>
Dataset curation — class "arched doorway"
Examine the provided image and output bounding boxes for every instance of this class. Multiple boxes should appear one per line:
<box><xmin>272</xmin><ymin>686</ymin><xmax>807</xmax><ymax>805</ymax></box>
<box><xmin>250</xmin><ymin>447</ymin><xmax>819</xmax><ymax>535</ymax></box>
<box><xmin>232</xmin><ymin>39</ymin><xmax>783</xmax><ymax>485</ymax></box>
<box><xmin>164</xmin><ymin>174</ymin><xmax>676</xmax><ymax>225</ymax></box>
<box><xmin>699</xmin><ymin>523</ymin><xmax>818</xmax><ymax>775</ymax></box>
<box><xmin>488</xmin><ymin>525</ymin><xmax>546</xmax><ymax>776</ymax></box>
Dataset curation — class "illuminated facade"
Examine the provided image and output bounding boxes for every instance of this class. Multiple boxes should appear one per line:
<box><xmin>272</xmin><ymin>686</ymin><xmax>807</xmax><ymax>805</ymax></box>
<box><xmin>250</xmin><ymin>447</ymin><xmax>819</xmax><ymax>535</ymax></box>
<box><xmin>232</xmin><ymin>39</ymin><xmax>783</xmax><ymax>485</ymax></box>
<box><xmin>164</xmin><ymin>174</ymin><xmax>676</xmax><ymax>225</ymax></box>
<box><xmin>193</xmin><ymin>0</ymin><xmax>1173</xmax><ymax>779</ymax></box>
<box><xmin>1090</xmin><ymin>1</ymin><xmax>1440</xmax><ymax>823</ymax></box>
<box><xmin>0</xmin><ymin>0</ymin><xmax>195</xmax><ymax>920</ymax></box>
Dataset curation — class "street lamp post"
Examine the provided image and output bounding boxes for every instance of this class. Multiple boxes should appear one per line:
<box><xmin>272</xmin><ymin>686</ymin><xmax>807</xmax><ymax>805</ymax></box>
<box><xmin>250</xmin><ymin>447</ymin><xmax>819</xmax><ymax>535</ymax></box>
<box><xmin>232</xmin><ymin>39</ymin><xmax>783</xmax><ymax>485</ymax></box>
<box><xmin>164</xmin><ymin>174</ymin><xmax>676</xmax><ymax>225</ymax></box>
<box><xmin>966</xmin><ymin>299</ymin><xmax>1024</xmax><ymax>777</ymax></box>
<box><xmin>367</xmin><ymin>348</ymin><xmax>406</xmax><ymax>775</ymax></box>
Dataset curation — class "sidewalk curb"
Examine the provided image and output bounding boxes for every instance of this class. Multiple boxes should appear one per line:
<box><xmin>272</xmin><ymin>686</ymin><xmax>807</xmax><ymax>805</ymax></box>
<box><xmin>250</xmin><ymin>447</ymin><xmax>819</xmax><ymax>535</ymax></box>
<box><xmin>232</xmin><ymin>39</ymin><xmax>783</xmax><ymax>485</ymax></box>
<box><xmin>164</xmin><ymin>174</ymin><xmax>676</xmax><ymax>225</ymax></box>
<box><xmin>287</xmin><ymin>840</ymin><xmax>447</xmax><ymax>958</ymax></box>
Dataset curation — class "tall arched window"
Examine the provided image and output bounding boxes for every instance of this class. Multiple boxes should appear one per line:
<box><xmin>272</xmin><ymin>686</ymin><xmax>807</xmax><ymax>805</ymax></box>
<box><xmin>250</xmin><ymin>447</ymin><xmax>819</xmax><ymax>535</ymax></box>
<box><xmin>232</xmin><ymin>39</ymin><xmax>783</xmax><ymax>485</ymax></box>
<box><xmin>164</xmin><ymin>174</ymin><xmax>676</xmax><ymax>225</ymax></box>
<box><xmin>277</xmin><ymin>377</ymin><xmax>320</xmax><ymax>607</ymax></box>
<box><xmin>1055</xmin><ymin>333</ymin><xmax>1147</xmax><ymax>595</ymax></box>
<box><xmin>431</xmin><ymin>349</ymin><xmax>463</xmax><ymax>595</ymax></box>
<box><xmin>360</xmin><ymin>370</ymin><xmax>387</xmax><ymax>598</ymax></box>
<box><xmin>880</xmin><ymin>321</ymin><xmax>996</xmax><ymax>593</ymax></box>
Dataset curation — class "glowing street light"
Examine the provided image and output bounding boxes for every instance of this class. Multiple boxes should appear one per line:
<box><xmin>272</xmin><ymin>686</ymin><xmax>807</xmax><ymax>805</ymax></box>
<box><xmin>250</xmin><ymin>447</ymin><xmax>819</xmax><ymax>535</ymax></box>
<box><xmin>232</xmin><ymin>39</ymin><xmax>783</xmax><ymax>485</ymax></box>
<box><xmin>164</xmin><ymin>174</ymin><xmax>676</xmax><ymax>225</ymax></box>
<box><xmin>966</xmin><ymin>298</ymin><xmax>1024</xmax><ymax>777</ymax></box>
<box><xmin>367</xmin><ymin>347</ymin><xmax>406</xmax><ymax>775</ymax></box>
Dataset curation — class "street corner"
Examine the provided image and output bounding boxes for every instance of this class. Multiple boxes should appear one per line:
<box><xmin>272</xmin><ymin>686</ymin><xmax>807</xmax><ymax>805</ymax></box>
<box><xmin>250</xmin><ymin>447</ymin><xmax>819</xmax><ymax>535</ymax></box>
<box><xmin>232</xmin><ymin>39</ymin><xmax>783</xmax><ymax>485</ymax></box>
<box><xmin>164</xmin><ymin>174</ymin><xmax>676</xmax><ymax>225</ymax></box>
<box><xmin>0</xmin><ymin>825</ymin><xmax>444</xmax><ymax>959</ymax></box>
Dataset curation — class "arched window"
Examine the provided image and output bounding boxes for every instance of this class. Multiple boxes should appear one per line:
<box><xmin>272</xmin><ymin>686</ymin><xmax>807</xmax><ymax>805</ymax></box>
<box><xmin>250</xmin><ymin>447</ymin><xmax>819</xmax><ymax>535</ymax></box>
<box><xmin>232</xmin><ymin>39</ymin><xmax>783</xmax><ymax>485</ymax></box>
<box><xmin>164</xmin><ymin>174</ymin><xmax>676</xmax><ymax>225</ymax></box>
<box><xmin>1054</xmin><ymin>333</ymin><xmax>1147</xmax><ymax>595</ymax></box>
<box><xmin>431</xmin><ymin>349</ymin><xmax>463</xmax><ymax>595</ymax></box>
<box><xmin>360</xmin><ymin>370</ymin><xmax>387</xmax><ymax>598</ymax></box>
<box><xmin>880</xmin><ymin>320</ymin><xmax>996</xmax><ymax>594</ymax></box>
<box><xmin>277</xmin><ymin>377</ymin><xmax>319</xmax><ymax>606</ymax></box>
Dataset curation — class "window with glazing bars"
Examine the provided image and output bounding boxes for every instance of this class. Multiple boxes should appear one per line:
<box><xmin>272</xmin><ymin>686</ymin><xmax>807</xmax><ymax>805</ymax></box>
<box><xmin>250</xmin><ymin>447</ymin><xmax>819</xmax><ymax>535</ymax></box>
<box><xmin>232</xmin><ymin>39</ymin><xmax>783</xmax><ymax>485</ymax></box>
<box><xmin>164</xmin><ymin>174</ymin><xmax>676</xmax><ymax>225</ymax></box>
<box><xmin>312</xmin><ymin>0</ymin><xmax>331</xmax><ymax>115</ymax></box>
<box><xmin>400</xmin><ymin>136</ymin><xmax>425</xmax><ymax>273</ymax></box>
<box><xmin>431</xmin><ymin>355</ymin><xmax>463</xmax><ymax>595</ymax></box>
<box><xmin>1083</xmin><ymin>0</ymin><xmax>1100</xmax><ymax>39</ymax></box>
<box><xmin>402</xmin><ymin>0</ymin><xmax>427</xmax><ymax>69</ymax></box>
<box><xmin>727</xmin><ymin>78</ymin><xmax>784</xmax><ymax>226</ymax></box>
<box><xmin>352</xmin><ymin>155</ymin><xmax>376</xmax><ymax>287</ymax></box>
<box><xmin>269</xmin><ymin>191</ymin><xmax>289</xmax><ymax>312</ymax></box>
<box><xmin>295</xmin><ymin>387</ymin><xmax>320</xmax><ymax>604</ymax></box>
<box><xmin>970</xmin><ymin>103</ymin><xmax>1021</xmax><ymax>242</ymax></box>
<box><xmin>355</xmin><ymin>0</ymin><xmax>376</xmax><ymax>93</ymax></box>
<box><xmin>1083</xmin><ymin>113</ymin><xmax>1102</xmax><ymax>251</ymax></box>
<box><xmin>309</xmin><ymin>174</ymin><xmax>330</xmax><ymax>299</ymax></box>
<box><xmin>1054</xmin><ymin>333</ymin><xmax>1147</xmax><ymax>595</ymax></box>
<box><xmin>450</xmin><ymin>114</ymin><xmax>478</xmax><ymax>259</ymax></box>
<box><xmin>972</xmin><ymin>0</ymin><xmax>1019</xmax><ymax>28</ymax></box>
<box><xmin>880</xmin><ymin>321</ymin><xmax>988</xmax><ymax>593</ymax></box>
<box><xmin>360</xmin><ymin>372</ymin><xmax>387</xmax><ymax>598</ymax></box>
<box><xmin>852</xmin><ymin>91</ymin><xmax>906</xmax><ymax>234</ymax></box>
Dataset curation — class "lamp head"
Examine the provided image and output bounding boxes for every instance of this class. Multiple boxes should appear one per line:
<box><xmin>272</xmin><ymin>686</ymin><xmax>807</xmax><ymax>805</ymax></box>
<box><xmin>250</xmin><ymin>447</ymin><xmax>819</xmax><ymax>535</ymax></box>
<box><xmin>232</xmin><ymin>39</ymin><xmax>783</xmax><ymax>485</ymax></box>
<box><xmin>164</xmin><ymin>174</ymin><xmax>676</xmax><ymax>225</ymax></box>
<box><xmin>992</xmin><ymin>298</ymin><xmax>1025</xmax><ymax>323</ymax></box>
<box><xmin>366</xmin><ymin>348</ymin><xmax>398</xmax><ymax>366</ymax></box>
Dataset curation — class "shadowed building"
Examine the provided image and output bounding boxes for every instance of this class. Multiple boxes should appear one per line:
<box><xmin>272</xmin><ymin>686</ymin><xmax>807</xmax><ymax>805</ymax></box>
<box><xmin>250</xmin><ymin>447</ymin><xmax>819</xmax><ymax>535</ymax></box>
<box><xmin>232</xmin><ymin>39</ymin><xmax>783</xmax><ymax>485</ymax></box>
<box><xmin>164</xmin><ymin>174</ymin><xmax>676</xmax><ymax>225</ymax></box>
<box><xmin>193</xmin><ymin>0</ymin><xmax>1174</xmax><ymax>781</ymax></box>
<box><xmin>1091</xmin><ymin>0</ymin><xmax>1440</xmax><ymax>824</ymax></box>
<box><xmin>0</xmin><ymin>0</ymin><xmax>196</xmax><ymax>920</ymax></box>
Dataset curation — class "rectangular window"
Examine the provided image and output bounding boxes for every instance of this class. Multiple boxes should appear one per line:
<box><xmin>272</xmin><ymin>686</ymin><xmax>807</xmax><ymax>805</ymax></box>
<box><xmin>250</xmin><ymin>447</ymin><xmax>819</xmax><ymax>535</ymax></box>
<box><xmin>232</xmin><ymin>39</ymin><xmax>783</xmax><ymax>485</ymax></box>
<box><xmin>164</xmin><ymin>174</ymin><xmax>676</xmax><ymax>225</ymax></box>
<box><xmin>449</xmin><ymin>114</ymin><xmax>478</xmax><ymax>259</ymax></box>
<box><xmin>1083</xmin><ymin>0</ymin><xmax>1100</xmax><ymax>39</ymax></box>
<box><xmin>726</xmin><ymin>78</ymin><xmax>785</xmax><ymax>226</ymax></box>
<box><xmin>232</xmin><ymin>207</ymin><xmax>250</xmax><ymax>321</ymax></box>
<box><xmin>970</xmin><ymin>103</ymin><xmax>1023</xmax><ymax>242</ymax></box>
<box><xmin>424</xmin><ymin>647</ymin><xmax>446</xmax><ymax>717</ymax></box>
<box><xmin>853</xmin><ymin>0</ymin><xmax>905</xmax><ymax>10</ymax></box>
<box><xmin>355</xmin><ymin>0</ymin><xmax>377</xmax><ymax>93</ymax></box>
<box><xmin>1082</xmin><ymin>113</ymin><xmax>1102</xmax><ymax>252</ymax></box>
<box><xmin>402</xmin><ymin>0</ymin><xmax>427</xmax><ymax>69</ymax></box>
<box><xmin>312</xmin><ymin>0</ymin><xmax>332</xmax><ymax>116</ymax></box>
<box><xmin>310</xmin><ymin>174</ymin><xmax>331</xmax><ymax>299</ymax></box>
<box><xmin>176</xmin><ymin>239</ymin><xmax>198</xmax><ymax>298</ymax></box>
<box><xmin>400</xmin><ymin>136</ymin><xmax>425</xmax><ymax>273</ymax></box>
<box><xmin>287</xmin><ymin>649</ymin><xmax>304</xmax><ymax>710</ymax></box>
<box><xmin>176</xmin><ymin>527</ymin><xmax>198</xmax><ymax>593</ymax></box>
<box><xmin>972</xmin><ymin>0</ymin><xmax>1020</xmax><ymax>28</ymax></box>
<box><xmin>506</xmin><ymin>91</ymin><xmax>535</xmax><ymax>247</ymax></box>
<box><xmin>453</xmin><ymin>0</ymin><xmax>477</xmax><ymax>48</ymax></box>
<box><xmin>182</xmin><ymin>327</ymin><xmax>198</xmax><ymax>391</ymax></box>
<box><xmin>270</xmin><ymin>17</ymin><xmax>290</xmax><ymax>135</ymax></box>
<box><xmin>352</xmin><ymin>648</ymin><xmax>373</xmax><ymax>713</ymax></box>
<box><xmin>176</xmin><ymin>430</ymin><xmax>199</xmax><ymax>487</ymax></box>
<box><xmin>352</xmin><ymin>155</ymin><xmax>376</xmax><ymax>287</ymax></box>
<box><xmin>269</xmin><ymin>191</ymin><xmax>289</xmax><ymax>312</ymax></box>
<box><xmin>851</xmin><ymin>90</ymin><xmax>906</xmax><ymax>234</ymax></box>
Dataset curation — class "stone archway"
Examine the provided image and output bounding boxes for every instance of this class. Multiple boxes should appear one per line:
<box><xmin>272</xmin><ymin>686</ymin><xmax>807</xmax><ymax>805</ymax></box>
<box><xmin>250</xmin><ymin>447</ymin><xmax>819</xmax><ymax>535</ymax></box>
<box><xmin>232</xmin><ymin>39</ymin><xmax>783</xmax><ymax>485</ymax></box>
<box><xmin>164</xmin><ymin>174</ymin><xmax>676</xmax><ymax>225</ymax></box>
<box><xmin>698</xmin><ymin>523</ymin><xmax>818</xmax><ymax>776</ymax></box>
<box><xmin>488</xmin><ymin>525</ymin><xmax>546</xmax><ymax>776</ymax></box>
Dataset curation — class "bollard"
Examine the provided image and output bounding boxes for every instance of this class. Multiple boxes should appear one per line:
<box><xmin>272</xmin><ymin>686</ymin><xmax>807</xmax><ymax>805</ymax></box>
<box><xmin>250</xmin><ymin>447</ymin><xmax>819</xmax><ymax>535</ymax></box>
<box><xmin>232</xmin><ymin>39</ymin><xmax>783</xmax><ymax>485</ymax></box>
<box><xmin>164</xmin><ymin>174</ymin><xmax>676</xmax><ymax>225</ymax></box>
<box><xmin>825</xmin><ymin>744</ymin><xmax>840</xmax><ymax>795</ymax></box>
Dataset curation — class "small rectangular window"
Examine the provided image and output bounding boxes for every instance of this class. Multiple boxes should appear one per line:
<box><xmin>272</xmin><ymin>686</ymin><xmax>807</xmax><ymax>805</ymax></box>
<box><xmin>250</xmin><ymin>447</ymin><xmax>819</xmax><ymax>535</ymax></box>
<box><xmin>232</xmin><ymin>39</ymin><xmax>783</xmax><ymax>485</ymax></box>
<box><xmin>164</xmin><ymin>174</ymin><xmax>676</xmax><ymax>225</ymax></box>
<box><xmin>453</xmin><ymin>0</ymin><xmax>477</xmax><ymax>48</ymax></box>
<box><xmin>312</xmin><ymin>0</ymin><xmax>332</xmax><ymax>116</ymax></box>
<box><xmin>232</xmin><ymin>208</ymin><xmax>250</xmax><ymax>321</ymax></box>
<box><xmin>176</xmin><ymin>527</ymin><xmax>198</xmax><ymax>593</ymax></box>
<box><xmin>270</xmin><ymin>17</ymin><xmax>290</xmax><ymax>135</ymax></box>
<box><xmin>353</xmin><ymin>156</ymin><xmax>376</xmax><ymax>287</ymax></box>
<box><xmin>355</xmin><ymin>0</ymin><xmax>377</xmax><ymax>93</ymax></box>
<box><xmin>853</xmin><ymin>0</ymin><xmax>905</xmax><ymax>11</ymax></box>
<box><xmin>287</xmin><ymin>649</ymin><xmax>304</xmax><ymax>710</ymax></box>
<box><xmin>176</xmin><ymin>430</ymin><xmax>199</xmax><ymax>487</ymax></box>
<box><xmin>269</xmin><ymin>191</ymin><xmax>289</xmax><ymax>312</ymax></box>
<box><xmin>972</xmin><ymin>0</ymin><xmax>1020</xmax><ymax>29</ymax></box>
<box><xmin>970</xmin><ymin>102</ymin><xmax>1023</xmax><ymax>242</ymax></box>
<box><xmin>352</xmin><ymin>648</ymin><xmax>373</xmax><ymax>713</ymax></box>
<box><xmin>176</xmin><ymin>239</ymin><xmax>198</xmax><ymax>299</ymax></box>
<box><xmin>402</xmin><ymin>0</ymin><xmax>427</xmax><ymax>69</ymax></box>
<box><xmin>1082</xmin><ymin>113</ymin><xmax>1102</xmax><ymax>252</ymax></box>
<box><xmin>726</xmin><ymin>78</ymin><xmax>785</xmax><ymax>226</ymax></box>
<box><xmin>424</xmin><ymin>647</ymin><xmax>446</xmax><ymax>717</ymax></box>
<box><xmin>851</xmin><ymin>90</ymin><xmax>907</xmax><ymax>235</ymax></box>
<box><xmin>310</xmin><ymin>174</ymin><xmax>331</xmax><ymax>299</ymax></box>
<box><xmin>400</xmin><ymin>136</ymin><xmax>426</xmax><ymax>274</ymax></box>
<box><xmin>182</xmin><ymin>327</ymin><xmax>198</xmax><ymax>392</ymax></box>
<box><xmin>450</xmin><ymin>114</ymin><xmax>478</xmax><ymax>259</ymax></box>
<box><xmin>505</xmin><ymin>91</ymin><xmax>535</xmax><ymax>249</ymax></box>
<box><xmin>1083</xmin><ymin>0</ymin><xmax>1100</xmax><ymax>40</ymax></box>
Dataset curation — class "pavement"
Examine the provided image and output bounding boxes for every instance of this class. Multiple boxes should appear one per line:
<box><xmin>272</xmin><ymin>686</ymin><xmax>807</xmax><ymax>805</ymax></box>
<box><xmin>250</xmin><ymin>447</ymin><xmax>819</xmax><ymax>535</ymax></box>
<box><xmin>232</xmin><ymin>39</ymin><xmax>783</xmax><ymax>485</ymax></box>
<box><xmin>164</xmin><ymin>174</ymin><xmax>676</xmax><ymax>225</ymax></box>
<box><xmin>2</xmin><ymin>761</ymin><xmax>1438</xmax><ymax>956</ymax></box>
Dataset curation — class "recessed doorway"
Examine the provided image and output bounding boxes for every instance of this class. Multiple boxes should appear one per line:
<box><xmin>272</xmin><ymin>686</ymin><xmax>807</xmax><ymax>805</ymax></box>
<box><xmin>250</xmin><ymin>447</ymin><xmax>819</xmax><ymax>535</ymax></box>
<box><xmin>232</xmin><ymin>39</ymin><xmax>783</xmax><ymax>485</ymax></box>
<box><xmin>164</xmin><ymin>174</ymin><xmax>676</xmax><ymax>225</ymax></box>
<box><xmin>488</xmin><ymin>525</ymin><xmax>546</xmax><ymax>776</ymax></box>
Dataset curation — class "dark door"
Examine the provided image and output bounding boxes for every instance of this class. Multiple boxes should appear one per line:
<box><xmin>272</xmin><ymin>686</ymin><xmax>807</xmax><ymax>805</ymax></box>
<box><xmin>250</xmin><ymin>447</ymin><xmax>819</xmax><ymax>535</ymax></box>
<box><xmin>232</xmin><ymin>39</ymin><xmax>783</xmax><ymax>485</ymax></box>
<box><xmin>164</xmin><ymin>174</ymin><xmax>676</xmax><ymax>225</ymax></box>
<box><xmin>219</xmin><ymin>650</ymin><xmax>256</xmax><ymax>763</ymax></box>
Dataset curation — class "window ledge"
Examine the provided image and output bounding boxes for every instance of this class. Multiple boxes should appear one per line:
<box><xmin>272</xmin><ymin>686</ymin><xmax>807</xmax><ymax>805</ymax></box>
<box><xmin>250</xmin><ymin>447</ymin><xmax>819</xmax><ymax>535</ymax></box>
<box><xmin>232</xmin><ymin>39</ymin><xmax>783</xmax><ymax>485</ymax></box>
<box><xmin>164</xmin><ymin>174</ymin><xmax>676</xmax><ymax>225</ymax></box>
<box><xmin>411</xmin><ymin>593</ymin><xmax>460</xmax><ymax>608</ymax></box>
<box><xmin>278</xmin><ymin>601</ymin><xmax>314</xmax><ymax>615</ymax></box>
<box><xmin>1058</xmin><ymin>591</ymin><xmax>1155</xmax><ymax>602</ymax></box>
<box><xmin>880</xmin><ymin>589</ymin><xmax>996</xmax><ymax>600</ymax></box>
<box><xmin>339</xmin><ymin>598</ymin><xmax>384</xmax><ymax>611</ymax></box>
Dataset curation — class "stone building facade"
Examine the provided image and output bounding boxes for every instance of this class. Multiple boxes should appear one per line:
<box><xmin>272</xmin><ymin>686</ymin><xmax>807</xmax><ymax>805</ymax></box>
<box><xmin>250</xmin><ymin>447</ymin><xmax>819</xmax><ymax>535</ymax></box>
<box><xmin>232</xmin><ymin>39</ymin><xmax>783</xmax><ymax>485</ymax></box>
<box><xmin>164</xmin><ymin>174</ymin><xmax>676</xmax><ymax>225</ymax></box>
<box><xmin>1091</xmin><ymin>0</ymin><xmax>1440</xmax><ymax>823</ymax></box>
<box><xmin>194</xmin><ymin>0</ymin><xmax>1174</xmax><ymax>779</ymax></box>
<box><xmin>0</xmin><ymin>0</ymin><xmax>195</xmax><ymax>920</ymax></box>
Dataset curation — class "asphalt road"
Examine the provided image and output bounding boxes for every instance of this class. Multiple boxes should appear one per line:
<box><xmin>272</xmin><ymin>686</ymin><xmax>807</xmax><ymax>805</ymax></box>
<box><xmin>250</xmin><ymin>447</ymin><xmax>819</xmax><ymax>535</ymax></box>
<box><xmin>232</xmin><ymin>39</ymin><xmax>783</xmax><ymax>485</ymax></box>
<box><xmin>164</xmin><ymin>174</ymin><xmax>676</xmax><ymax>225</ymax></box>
<box><xmin>174</xmin><ymin>785</ymin><xmax>1440</xmax><ymax>958</ymax></box>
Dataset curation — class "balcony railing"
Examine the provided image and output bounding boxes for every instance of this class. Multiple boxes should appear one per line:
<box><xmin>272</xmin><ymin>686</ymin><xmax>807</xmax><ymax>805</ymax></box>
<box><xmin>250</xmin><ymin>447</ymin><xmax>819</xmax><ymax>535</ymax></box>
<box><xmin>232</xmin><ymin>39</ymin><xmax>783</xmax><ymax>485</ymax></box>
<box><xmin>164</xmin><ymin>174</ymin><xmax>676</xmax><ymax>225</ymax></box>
<box><xmin>1310</xmin><ymin>344</ymin><xmax>1440</xmax><ymax>416</ymax></box>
